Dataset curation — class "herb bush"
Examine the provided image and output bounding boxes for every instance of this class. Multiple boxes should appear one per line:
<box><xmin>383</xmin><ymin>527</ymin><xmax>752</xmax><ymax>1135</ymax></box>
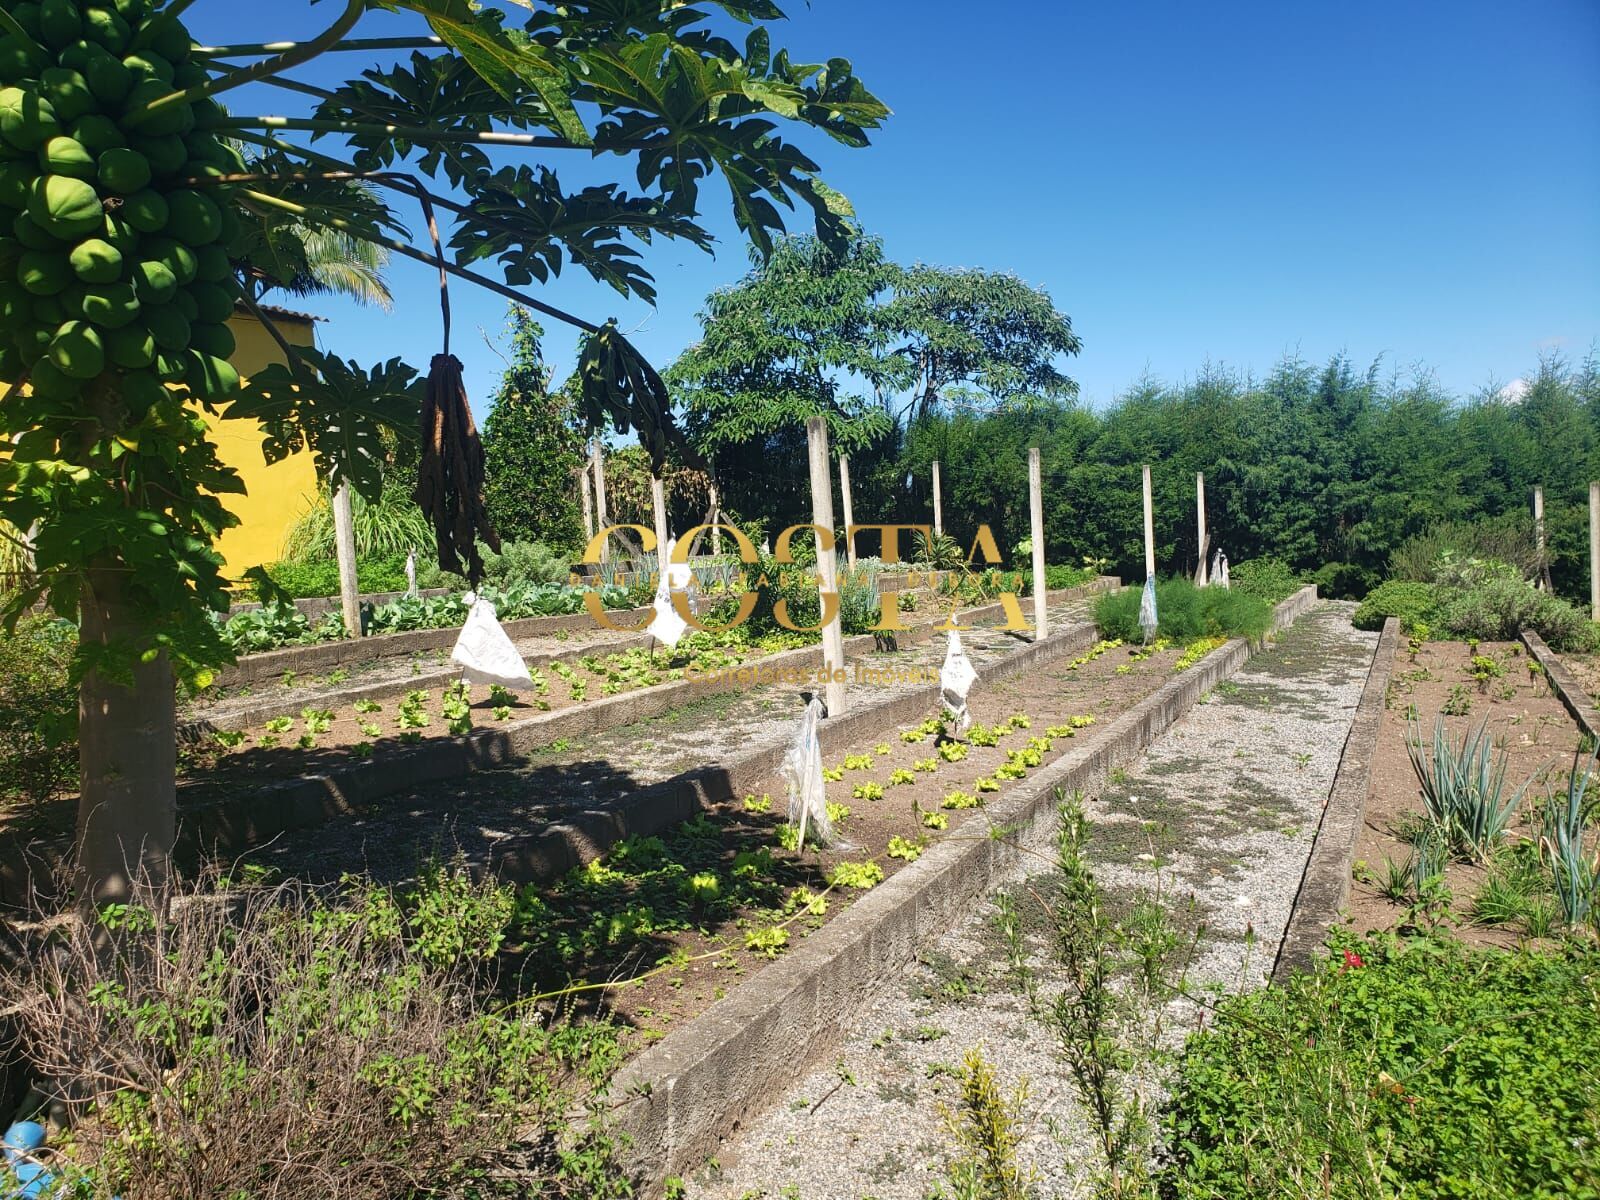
<box><xmin>1164</xmin><ymin>934</ymin><xmax>1600</xmax><ymax>1200</ymax></box>
<box><xmin>1229</xmin><ymin>557</ymin><xmax>1306</xmax><ymax>604</ymax></box>
<box><xmin>1352</xmin><ymin>580</ymin><xmax>1441</xmax><ymax>633</ymax></box>
<box><xmin>1</xmin><ymin>868</ymin><xmax>631</xmax><ymax>1199</ymax></box>
<box><xmin>0</xmin><ymin>617</ymin><xmax>77</xmax><ymax>807</ymax></box>
<box><xmin>1354</xmin><ymin>559</ymin><xmax>1597</xmax><ymax>650</ymax></box>
<box><xmin>1093</xmin><ymin>578</ymin><xmax>1272</xmax><ymax>643</ymax></box>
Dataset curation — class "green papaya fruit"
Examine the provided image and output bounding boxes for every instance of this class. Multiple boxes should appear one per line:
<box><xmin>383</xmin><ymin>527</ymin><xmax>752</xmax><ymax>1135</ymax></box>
<box><xmin>186</xmin><ymin>279</ymin><xmax>233</xmax><ymax>324</ymax></box>
<box><xmin>171</xmin><ymin>285</ymin><xmax>195</xmax><ymax>320</ymax></box>
<box><xmin>14</xmin><ymin>321</ymin><xmax>53</xmax><ymax>361</ymax></box>
<box><xmin>141</xmin><ymin>234</ymin><xmax>194</xmax><ymax>283</ymax></box>
<box><xmin>28</xmin><ymin>356</ymin><xmax>77</xmax><ymax>397</ymax></box>
<box><xmin>0</xmin><ymin>37</ymin><xmax>49</xmax><ymax>84</ymax></box>
<box><xmin>68</xmin><ymin>235</ymin><xmax>120</xmax><ymax>282</ymax></box>
<box><xmin>163</xmin><ymin>189</ymin><xmax>220</xmax><ymax>244</ymax></box>
<box><xmin>38</xmin><ymin>68</ymin><xmax>92</xmax><ymax>122</ymax></box>
<box><xmin>144</xmin><ymin>299</ymin><xmax>187</xmax><ymax>349</ymax></box>
<box><xmin>188</xmin><ymin>319</ymin><xmax>233</xmax><ymax>359</ymax></box>
<box><xmin>96</xmin><ymin>145</ymin><xmax>149</xmax><ymax>193</ymax></box>
<box><xmin>0</xmin><ymin>88</ymin><xmax>60</xmax><ymax>151</ymax></box>
<box><xmin>130</xmin><ymin>255</ymin><xmax>174</xmax><ymax>301</ymax></box>
<box><xmin>153</xmin><ymin>348</ymin><xmax>185</xmax><ymax>381</ymax></box>
<box><xmin>83</xmin><ymin>51</ymin><xmax>132</xmax><ymax>106</ymax></box>
<box><xmin>32</xmin><ymin>292</ymin><xmax>63</xmax><ymax>322</ymax></box>
<box><xmin>26</xmin><ymin>172</ymin><xmax>102</xmax><ymax>237</ymax></box>
<box><xmin>123</xmin><ymin>79</ymin><xmax>189</xmax><ymax>137</ymax></box>
<box><xmin>131</xmin><ymin>131</ymin><xmax>183</xmax><ymax>175</ymax></box>
<box><xmin>39</xmin><ymin>135</ymin><xmax>94</xmax><ymax>181</ymax></box>
<box><xmin>193</xmin><ymin>240</ymin><xmax>229</xmax><ymax>282</ymax></box>
<box><xmin>80</xmin><ymin>280</ymin><xmax>138</xmax><ymax>327</ymax></box>
<box><xmin>185</xmin><ymin>350</ymin><xmax>238</xmax><ymax>400</ymax></box>
<box><xmin>105</xmin><ymin>320</ymin><xmax>154</xmax><ymax>366</ymax></box>
<box><xmin>82</xmin><ymin>7</ymin><xmax>131</xmax><ymax>54</ymax></box>
<box><xmin>9</xmin><ymin>5</ymin><xmax>43</xmax><ymax>40</ymax></box>
<box><xmin>69</xmin><ymin>113</ymin><xmax>123</xmax><ymax>153</ymax></box>
<box><xmin>0</xmin><ymin>160</ymin><xmax>33</xmax><ymax>209</ymax></box>
<box><xmin>121</xmin><ymin>367</ymin><xmax>167</xmax><ymax>416</ymax></box>
<box><xmin>38</xmin><ymin>0</ymin><xmax>83</xmax><ymax>50</ymax></box>
<box><xmin>120</xmin><ymin>187</ymin><xmax>166</xmax><ymax>231</ymax></box>
<box><xmin>121</xmin><ymin>52</ymin><xmax>172</xmax><ymax>84</ymax></box>
<box><xmin>48</xmin><ymin>318</ymin><xmax>105</xmax><ymax>378</ymax></box>
<box><xmin>149</xmin><ymin>16</ymin><xmax>190</xmax><ymax>64</ymax></box>
<box><xmin>16</xmin><ymin>247</ymin><xmax>69</xmax><ymax>293</ymax></box>
<box><xmin>11</xmin><ymin>211</ymin><xmax>60</xmax><ymax>250</ymax></box>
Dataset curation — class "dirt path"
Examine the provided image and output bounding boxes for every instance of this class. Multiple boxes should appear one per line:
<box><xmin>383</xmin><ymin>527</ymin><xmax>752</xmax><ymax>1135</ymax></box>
<box><xmin>226</xmin><ymin>594</ymin><xmax>1101</xmax><ymax>886</ymax></box>
<box><xmin>688</xmin><ymin>602</ymin><xmax>1378</xmax><ymax>1200</ymax></box>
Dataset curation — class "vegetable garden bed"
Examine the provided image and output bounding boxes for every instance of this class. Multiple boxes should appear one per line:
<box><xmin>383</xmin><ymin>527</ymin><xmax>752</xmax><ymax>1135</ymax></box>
<box><xmin>1348</xmin><ymin>634</ymin><xmax>1585</xmax><ymax>946</ymax></box>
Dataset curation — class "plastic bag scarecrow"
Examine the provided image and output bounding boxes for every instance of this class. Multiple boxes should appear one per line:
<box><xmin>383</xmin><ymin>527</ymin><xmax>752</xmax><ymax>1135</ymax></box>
<box><xmin>940</xmin><ymin>629</ymin><xmax>978</xmax><ymax>733</ymax></box>
<box><xmin>780</xmin><ymin>695</ymin><xmax>832</xmax><ymax>851</ymax></box>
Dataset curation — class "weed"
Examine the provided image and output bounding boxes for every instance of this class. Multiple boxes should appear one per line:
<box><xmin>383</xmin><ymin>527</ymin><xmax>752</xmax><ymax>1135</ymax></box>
<box><xmin>1441</xmin><ymin>684</ymin><xmax>1473</xmax><ymax>716</ymax></box>
<box><xmin>930</xmin><ymin>1049</ymin><xmax>1036</xmax><ymax>1200</ymax></box>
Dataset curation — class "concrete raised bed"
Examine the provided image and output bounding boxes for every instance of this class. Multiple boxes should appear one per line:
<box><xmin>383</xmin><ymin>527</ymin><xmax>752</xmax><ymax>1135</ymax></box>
<box><xmin>1271</xmin><ymin>615</ymin><xmax>1397</xmax><ymax>981</ymax></box>
<box><xmin>172</xmin><ymin>579</ymin><xmax>1119</xmax><ymax>869</ymax></box>
<box><xmin>607</xmin><ymin>585</ymin><xmax>1319</xmax><ymax>1190</ymax></box>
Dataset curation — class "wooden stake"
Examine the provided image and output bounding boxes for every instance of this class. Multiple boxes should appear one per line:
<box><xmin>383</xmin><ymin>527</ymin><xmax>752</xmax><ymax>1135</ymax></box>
<box><xmin>840</xmin><ymin>455</ymin><xmax>857</xmax><ymax>568</ymax></box>
<box><xmin>1142</xmin><ymin>464</ymin><xmax>1156</xmax><ymax>580</ymax></box>
<box><xmin>579</xmin><ymin>463</ymin><xmax>595</xmax><ymax>543</ymax></box>
<box><xmin>1195</xmin><ymin>471</ymin><xmax>1209</xmax><ymax>585</ymax></box>
<box><xmin>650</xmin><ymin>474</ymin><xmax>670</xmax><ymax>574</ymax></box>
<box><xmin>709</xmin><ymin>480</ymin><xmax>722</xmax><ymax>557</ymax></box>
<box><xmin>932</xmin><ymin>460</ymin><xmax>943</xmax><ymax>537</ymax></box>
<box><xmin>1590</xmin><ymin>482</ymin><xmax>1598</xmax><ymax>620</ymax></box>
<box><xmin>591</xmin><ymin>439</ymin><xmax>610</xmax><ymax>565</ymax></box>
<box><xmin>807</xmin><ymin>416</ymin><xmax>847</xmax><ymax>718</ymax></box>
<box><xmin>331</xmin><ymin>479</ymin><xmax>360</xmax><ymax>638</ymax></box>
<box><xmin>1029</xmin><ymin>447</ymin><xmax>1047</xmax><ymax>640</ymax></box>
<box><xmin>1535</xmin><ymin>486</ymin><xmax>1549</xmax><ymax>591</ymax></box>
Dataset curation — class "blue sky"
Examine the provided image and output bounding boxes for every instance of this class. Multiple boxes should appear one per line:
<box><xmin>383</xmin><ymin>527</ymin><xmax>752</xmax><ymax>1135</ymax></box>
<box><xmin>199</xmin><ymin>0</ymin><xmax>1600</xmax><ymax>413</ymax></box>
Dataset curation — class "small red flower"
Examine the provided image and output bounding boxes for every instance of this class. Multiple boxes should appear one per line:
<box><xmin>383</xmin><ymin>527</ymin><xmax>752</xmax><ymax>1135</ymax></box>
<box><xmin>1340</xmin><ymin>949</ymin><xmax>1365</xmax><ymax>972</ymax></box>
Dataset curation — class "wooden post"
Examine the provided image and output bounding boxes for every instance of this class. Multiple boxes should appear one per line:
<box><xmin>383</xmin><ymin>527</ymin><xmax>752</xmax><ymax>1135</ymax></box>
<box><xmin>331</xmin><ymin>479</ymin><xmax>361</xmax><ymax>638</ymax></box>
<box><xmin>840</xmin><ymin>454</ymin><xmax>856</xmax><ymax>568</ymax></box>
<box><xmin>578</xmin><ymin>463</ymin><xmax>595</xmax><ymax>543</ymax></box>
<box><xmin>1195</xmin><ymin>471</ymin><xmax>1209</xmax><ymax>585</ymax></box>
<box><xmin>591</xmin><ymin>439</ymin><xmax>610</xmax><ymax>565</ymax></box>
<box><xmin>709</xmin><ymin>480</ymin><xmax>723</xmax><ymax>557</ymax></box>
<box><xmin>1142</xmin><ymin>464</ymin><xmax>1156</xmax><ymax>581</ymax></box>
<box><xmin>1535</xmin><ymin>486</ymin><xmax>1548</xmax><ymax>591</ymax></box>
<box><xmin>932</xmin><ymin>460</ymin><xmax>943</xmax><ymax>537</ymax></box>
<box><xmin>1590</xmin><ymin>482</ymin><xmax>1599</xmax><ymax>621</ymax></box>
<box><xmin>1029</xmin><ymin>447</ymin><xmax>1047</xmax><ymax>640</ymax></box>
<box><xmin>650</xmin><ymin>474</ymin><xmax>670</xmax><ymax>579</ymax></box>
<box><xmin>807</xmin><ymin>416</ymin><xmax>847</xmax><ymax>718</ymax></box>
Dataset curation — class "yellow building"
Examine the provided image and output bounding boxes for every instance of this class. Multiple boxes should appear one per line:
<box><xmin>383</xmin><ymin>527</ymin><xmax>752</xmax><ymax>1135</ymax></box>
<box><xmin>210</xmin><ymin>303</ymin><xmax>322</xmax><ymax>574</ymax></box>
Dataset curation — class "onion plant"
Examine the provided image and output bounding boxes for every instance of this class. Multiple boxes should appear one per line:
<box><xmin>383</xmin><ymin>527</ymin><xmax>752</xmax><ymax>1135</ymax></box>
<box><xmin>1406</xmin><ymin>717</ymin><xmax>1535</xmax><ymax>862</ymax></box>
<box><xmin>1541</xmin><ymin>750</ymin><xmax>1600</xmax><ymax>927</ymax></box>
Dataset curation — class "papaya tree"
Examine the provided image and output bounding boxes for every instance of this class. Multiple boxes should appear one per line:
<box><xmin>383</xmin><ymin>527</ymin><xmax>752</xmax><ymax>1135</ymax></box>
<box><xmin>0</xmin><ymin>0</ymin><xmax>886</xmax><ymax>905</ymax></box>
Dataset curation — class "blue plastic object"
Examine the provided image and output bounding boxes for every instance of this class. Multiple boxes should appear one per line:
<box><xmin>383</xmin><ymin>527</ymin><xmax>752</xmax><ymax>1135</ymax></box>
<box><xmin>0</xmin><ymin>1125</ymin><xmax>44</xmax><ymax>1166</ymax></box>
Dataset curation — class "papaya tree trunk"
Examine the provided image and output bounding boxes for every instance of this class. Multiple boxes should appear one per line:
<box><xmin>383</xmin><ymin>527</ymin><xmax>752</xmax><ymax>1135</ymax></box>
<box><xmin>75</xmin><ymin>566</ymin><xmax>175</xmax><ymax>909</ymax></box>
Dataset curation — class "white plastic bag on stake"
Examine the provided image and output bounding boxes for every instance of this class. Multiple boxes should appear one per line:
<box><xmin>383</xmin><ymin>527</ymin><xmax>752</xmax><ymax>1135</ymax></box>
<box><xmin>780</xmin><ymin>695</ymin><xmax>831</xmax><ymax>851</ymax></box>
<box><xmin>646</xmin><ymin>537</ymin><xmax>689</xmax><ymax>648</ymax></box>
<box><xmin>1139</xmin><ymin>576</ymin><xmax>1160</xmax><ymax>643</ymax></box>
<box><xmin>1217</xmin><ymin>552</ymin><xmax>1230</xmax><ymax>589</ymax></box>
<box><xmin>940</xmin><ymin>629</ymin><xmax>977</xmax><ymax>733</ymax></box>
<box><xmin>451</xmin><ymin>592</ymin><xmax>533</xmax><ymax>690</ymax></box>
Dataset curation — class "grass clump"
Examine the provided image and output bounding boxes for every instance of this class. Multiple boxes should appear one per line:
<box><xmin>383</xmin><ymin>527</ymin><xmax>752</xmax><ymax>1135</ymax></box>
<box><xmin>1093</xmin><ymin>578</ymin><xmax>1271</xmax><ymax>643</ymax></box>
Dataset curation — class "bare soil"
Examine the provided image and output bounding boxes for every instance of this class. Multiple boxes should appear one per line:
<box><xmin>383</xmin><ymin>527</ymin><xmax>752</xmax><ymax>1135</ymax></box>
<box><xmin>1347</xmin><ymin>636</ymin><xmax>1582</xmax><ymax>947</ymax></box>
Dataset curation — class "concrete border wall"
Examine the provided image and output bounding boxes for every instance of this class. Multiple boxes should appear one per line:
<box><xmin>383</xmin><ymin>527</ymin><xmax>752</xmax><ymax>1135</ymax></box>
<box><xmin>1520</xmin><ymin>629</ymin><xmax>1600</xmax><ymax>743</ymax></box>
<box><xmin>1271</xmin><ymin>615</ymin><xmax>1396</xmax><ymax>982</ymax></box>
<box><xmin>609</xmin><ymin>585</ymin><xmax>1318</xmax><ymax>1188</ymax></box>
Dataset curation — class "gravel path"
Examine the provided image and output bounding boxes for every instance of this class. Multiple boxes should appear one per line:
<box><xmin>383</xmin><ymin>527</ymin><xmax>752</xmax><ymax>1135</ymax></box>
<box><xmin>235</xmin><ymin>595</ymin><xmax>1099</xmax><ymax>885</ymax></box>
<box><xmin>688</xmin><ymin>602</ymin><xmax>1377</xmax><ymax>1200</ymax></box>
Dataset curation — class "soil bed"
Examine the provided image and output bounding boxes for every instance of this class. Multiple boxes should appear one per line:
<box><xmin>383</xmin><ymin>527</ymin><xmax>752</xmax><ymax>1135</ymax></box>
<box><xmin>1347</xmin><ymin>635</ymin><xmax>1582</xmax><ymax>947</ymax></box>
<box><xmin>232</xmin><ymin>629</ymin><xmax>1213</xmax><ymax>1053</ymax></box>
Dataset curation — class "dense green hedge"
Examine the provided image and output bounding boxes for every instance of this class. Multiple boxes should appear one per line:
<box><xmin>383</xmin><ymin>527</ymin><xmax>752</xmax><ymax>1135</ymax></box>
<box><xmin>1165</xmin><ymin>934</ymin><xmax>1600</xmax><ymax>1200</ymax></box>
<box><xmin>0</xmin><ymin>617</ymin><xmax>77</xmax><ymax>806</ymax></box>
<box><xmin>1352</xmin><ymin>560</ymin><xmax>1597</xmax><ymax>650</ymax></box>
<box><xmin>1093</xmin><ymin>578</ymin><xmax>1272</xmax><ymax>643</ymax></box>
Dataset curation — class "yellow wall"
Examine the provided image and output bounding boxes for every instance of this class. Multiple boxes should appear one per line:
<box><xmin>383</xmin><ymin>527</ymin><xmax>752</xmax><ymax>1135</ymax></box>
<box><xmin>208</xmin><ymin>311</ymin><xmax>319</xmax><ymax>574</ymax></box>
